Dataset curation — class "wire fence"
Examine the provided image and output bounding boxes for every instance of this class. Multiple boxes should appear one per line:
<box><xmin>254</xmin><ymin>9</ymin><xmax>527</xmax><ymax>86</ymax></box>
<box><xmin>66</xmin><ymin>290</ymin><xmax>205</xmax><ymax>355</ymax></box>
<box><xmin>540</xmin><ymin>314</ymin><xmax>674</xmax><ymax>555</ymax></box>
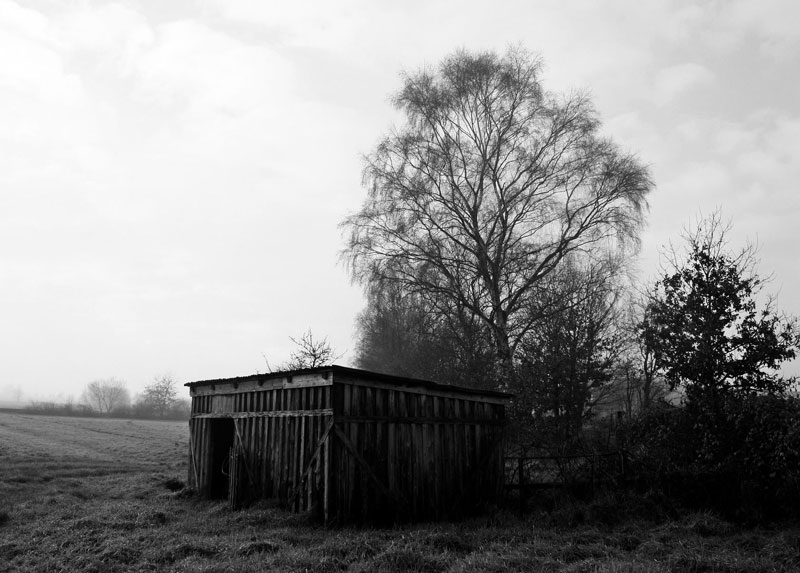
<box><xmin>503</xmin><ymin>450</ymin><xmax>627</xmax><ymax>514</ymax></box>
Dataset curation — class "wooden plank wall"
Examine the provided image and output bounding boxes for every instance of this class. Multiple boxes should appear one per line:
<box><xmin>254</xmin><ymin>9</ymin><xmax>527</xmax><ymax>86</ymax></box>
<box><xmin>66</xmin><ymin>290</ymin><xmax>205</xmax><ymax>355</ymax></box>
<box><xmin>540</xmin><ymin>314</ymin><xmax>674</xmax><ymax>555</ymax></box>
<box><xmin>329</xmin><ymin>376</ymin><xmax>506</xmax><ymax>524</ymax></box>
<box><xmin>188</xmin><ymin>373</ymin><xmax>507</xmax><ymax>524</ymax></box>
<box><xmin>189</xmin><ymin>383</ymin><xmax>333</xmax><ymax>517</ymax></box>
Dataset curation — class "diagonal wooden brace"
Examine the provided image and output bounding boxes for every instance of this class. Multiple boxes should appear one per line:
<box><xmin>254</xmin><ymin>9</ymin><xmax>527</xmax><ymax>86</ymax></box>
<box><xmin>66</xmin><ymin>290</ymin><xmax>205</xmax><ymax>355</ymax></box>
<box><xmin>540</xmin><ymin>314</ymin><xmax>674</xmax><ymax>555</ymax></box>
<box><xmin>289</xmin><ymin>416</ymin><xmax>335</xmax><ymax>505</ymax></box>
<box><xmin>332</xmin><ymin>423</ymin><xmax>410</xmax><ymax>514</ymax></box>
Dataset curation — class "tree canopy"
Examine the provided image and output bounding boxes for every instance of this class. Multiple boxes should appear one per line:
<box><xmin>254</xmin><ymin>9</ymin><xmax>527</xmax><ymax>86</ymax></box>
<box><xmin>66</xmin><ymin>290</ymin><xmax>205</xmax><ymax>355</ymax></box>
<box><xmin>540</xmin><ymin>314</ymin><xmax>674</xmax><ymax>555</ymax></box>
<box><xmin>342</xmin><ymin>47</ymin><xmax>652</xmax><ymax>385</ymax></box>
<box><xmin>82</xmin><ymin>378</ymin><xmax>130</xmax><ymax>413</ymax></box>
<box><xmin>643</xmin><ymin>216</ymin><xmax>799</xmax><ymax>407</ymax></box>
<box><xmin>140</xmin><ymin>375</ymin><xmax>178</xmax><ymax>418</ymax></box>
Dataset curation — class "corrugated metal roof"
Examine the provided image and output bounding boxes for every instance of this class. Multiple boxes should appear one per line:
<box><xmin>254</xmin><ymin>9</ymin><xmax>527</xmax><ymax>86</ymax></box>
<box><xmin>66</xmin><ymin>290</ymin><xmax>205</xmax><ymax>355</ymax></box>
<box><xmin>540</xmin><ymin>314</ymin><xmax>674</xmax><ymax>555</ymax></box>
<box><xmin>184</xmin><ymin>364</ymin><xmax>512</xmax><ymax>399</ymax></box>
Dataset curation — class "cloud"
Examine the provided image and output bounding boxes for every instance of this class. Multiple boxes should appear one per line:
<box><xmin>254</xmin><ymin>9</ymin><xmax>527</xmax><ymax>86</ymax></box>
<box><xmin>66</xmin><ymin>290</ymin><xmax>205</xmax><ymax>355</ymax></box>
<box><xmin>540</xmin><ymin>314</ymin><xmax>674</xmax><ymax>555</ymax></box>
<box><xmin>658</xmin><ymin>0</ymin><xmax>800</xmax><ymax>58</ymax></box>
<box><xmin>0</xmin><ymin>0</ymin><xmax>48</xmax><ymax>41</ymax></box>
<box><xmin>666</xmin><ymin>110</ymin><xmax>800</xmax><ymax>203</ymax></box>
<box><xmin>652</xmin><ymin>63</ymin><xmax>715</xmax><ymax>106</ymax></box>
<box><xmin>57</xmin><ymin>3</ymin><xmax>154</xmax><ymax>74</ymax></box>
<box><xmin>727</xmin><ymin>0</ymin><xmax>800</xmax><ymax>58</ymax></box>
<box><xmin>0</xmin><ymin>4</ymin><xmax>82</xmax><ymax>104</ymax></box>
<box><xmin>133</xmin><ymin>20</ymin><xmax>292</xmax><ymax>115</ymax></box>
<box><xmin>208</xmin><ymin>0</ymin><xmax>366</xmax><ymax>51</ymax></box>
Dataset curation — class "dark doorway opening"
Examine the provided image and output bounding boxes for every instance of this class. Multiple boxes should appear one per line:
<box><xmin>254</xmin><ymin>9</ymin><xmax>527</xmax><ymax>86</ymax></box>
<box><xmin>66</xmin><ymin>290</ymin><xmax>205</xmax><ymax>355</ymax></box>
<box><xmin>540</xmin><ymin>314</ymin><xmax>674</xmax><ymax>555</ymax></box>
<box><xmin>208</xmin><ymin>418</ymin><xmax>235</xmax><ymax>499</ymax></box>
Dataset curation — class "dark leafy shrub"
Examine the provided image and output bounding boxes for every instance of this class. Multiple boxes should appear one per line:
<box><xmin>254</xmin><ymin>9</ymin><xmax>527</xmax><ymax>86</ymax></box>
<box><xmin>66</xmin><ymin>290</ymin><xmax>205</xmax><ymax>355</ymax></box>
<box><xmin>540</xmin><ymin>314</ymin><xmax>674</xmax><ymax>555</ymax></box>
<box><xmin>620</xmin><ymin>394</ymin><xmax>800</xmax><ymax>521</ymax></box>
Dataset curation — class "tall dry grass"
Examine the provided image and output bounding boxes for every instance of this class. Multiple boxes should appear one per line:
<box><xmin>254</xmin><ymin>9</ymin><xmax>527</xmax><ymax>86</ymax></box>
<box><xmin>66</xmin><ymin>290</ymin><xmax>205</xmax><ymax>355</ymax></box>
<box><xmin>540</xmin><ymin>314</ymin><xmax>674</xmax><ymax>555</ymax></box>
<box><xmin>1</xmin><ymin>412</ymin><xmax>798</xmax><ymax>572</ymax></box>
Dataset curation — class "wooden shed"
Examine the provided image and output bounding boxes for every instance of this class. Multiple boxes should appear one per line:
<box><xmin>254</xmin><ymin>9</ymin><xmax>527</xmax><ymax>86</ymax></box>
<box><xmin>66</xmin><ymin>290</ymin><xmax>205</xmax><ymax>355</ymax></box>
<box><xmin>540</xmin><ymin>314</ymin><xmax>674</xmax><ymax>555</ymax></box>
<box><xmin>185</xmin><ymin>365</ymin><xmax>511</xmax><ymax>524</ymax></box>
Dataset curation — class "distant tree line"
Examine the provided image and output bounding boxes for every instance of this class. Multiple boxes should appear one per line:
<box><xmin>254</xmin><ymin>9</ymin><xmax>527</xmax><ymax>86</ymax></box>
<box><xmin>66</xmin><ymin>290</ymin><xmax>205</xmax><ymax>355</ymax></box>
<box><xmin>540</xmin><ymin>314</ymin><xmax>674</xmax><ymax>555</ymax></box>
<box><xmin>24</xmin><ymin>374</ymin><xmax>190</xmax><ymax>420</ymax></box>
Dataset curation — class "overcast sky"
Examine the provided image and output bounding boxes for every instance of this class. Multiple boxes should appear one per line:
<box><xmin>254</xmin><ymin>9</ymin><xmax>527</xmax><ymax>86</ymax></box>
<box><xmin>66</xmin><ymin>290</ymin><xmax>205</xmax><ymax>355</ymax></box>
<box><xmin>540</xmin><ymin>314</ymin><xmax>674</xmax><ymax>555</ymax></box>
<box><xmin>2</xmin><ymin>0</ymin><xmax>798</xmax><ymax>402</ymax></box>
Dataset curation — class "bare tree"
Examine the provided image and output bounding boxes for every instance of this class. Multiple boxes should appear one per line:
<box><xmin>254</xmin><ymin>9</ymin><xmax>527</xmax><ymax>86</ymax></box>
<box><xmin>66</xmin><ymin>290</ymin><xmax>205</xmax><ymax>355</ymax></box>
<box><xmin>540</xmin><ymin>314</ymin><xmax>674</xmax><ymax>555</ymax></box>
<box><xmin>82</xmin><ymin>378</ymin><xmax>130</xmax><ymax>413</ymax></box>
<box><xmin>2</xmin><ymin>384</ymin><xmax>24</xmax><ymax>404</ymax></box>
<box><xmin>140</xmin><ymin>374</ymin><xmax>178</xmax><ymax>417</ymax></box>
<box><xmin>284</xmin><ymin>329</ymin><xmax>341</xmax><ymax>369</ymax></box>
<box><xmin>342</xmin><ymin>47</ymin><xmax>652</xmax><ymax>384</ymax></box>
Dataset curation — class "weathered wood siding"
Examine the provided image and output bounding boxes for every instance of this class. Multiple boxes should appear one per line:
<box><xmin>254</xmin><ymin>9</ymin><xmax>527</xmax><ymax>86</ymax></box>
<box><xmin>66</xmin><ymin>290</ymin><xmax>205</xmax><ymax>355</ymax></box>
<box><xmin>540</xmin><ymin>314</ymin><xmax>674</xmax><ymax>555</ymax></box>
<box><xmin>328</xmin><ymin>374</ymin><xmax>505</xmax><ymax>523</ymax></box>
<box><xmin>188</xmin><ymin>373</ymin><xmax>334</xmax><ymax>516</ymax></box>
<box><xmin>187</xmin><ymin>367</ymin><xmax>508</xmax><ymax>524</ymax></box>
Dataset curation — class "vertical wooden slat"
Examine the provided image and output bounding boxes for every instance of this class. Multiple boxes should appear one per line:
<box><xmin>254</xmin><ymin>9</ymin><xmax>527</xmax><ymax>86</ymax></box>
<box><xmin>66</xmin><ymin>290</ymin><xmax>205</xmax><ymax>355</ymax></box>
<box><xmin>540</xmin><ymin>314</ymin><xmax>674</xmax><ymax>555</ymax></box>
<box><xmin>276</xmin><ymin>416</ymin><xmax>284</xmax><ymax>499</ymax></box>
<box><xmin>274</xmin><ymin>414</ymin><xmax>281</xmax><ymax>499</ymax></box>
<box><xmin>187</xmin><ymin>419</ymin><xmax>195</xmax><ymax>487</ymax></box>
<box><xmin>387</xmin><ymin>389</ymin><xmax>396</xmax><ymax>513</ymax></box>
<box><xmin>287</xmin><ymin>416</ymin><xmax>295</xmax><ymax>505</ymax></box>
<box><xmin>203</xmin><ymin>418</ymin><xmax>209</xmax><ymax>496</ymax></box>
<box><xmin>323</xmin><ymin>414</ymin><xmax>331</xmax><ymax>524</ymax></box>
<box><xmin>418</xmin><ymin>392</ymin><xmax>427</xmax><ymax>517</ymax></box>
<box><xmin>305</xmin><ymin>413</ymin><xmax>314</xmax><ymax>511</ymax></box>
<box><xmin>373</xmin><ymin>388</ymin><xmax>383</xmax><ymax>517</ymax></box>
<box><xmin>324</xmin><ymin>381</ymin><xmax>333</xmax><ymax>522</ymax></box>
<box><xmin>343</xmin><ymin>384</ymin><xmax>352</xmax><ymax>416</ymax></box>
<box><xmin>454</xmin><ymin>399</ymin><xmax>464</xmax><ymax>495</ymax></box>
<box><xmin>250</xmin><ymin>415</ymin><xmax>258</xmax><ymax>496</ymax></box>
<box><xmin>197</xmin><ymin>419</ymin><xmax>203</xmax><ymax>494</ymax></box>
<box><xmin>251</xmin><ymin>416</ymin><xmax>259</xmax><ymax>497</ymax></box>
<box><xmin>359</xmin><ymin>387</ymin><xmax>379</xmax><ymax>521</ymax></box>
<box><xmin>433</xmin><ymin>396</ymin><xmax>441</xmax><ymax>518</ymax></box>
<box><xmin>194</xmin><ymin>418</ymin><xmax>201</xmax><ymax>492</ymax></box>
<box><xmin>266</xmin><ymin>415</ymin><xmax>273</xmax><ymax>496</ymax></box>
<box><xmin>297</xmin><ymin>414</ymin><xmax>305</xmax><ymax>511</ymax></box>
<box><xmin>405</xmin><ymin>390</ymin><xmax>412</xmax><ymax>515</ymax></box>
<box><xmin>350</xmin><ymin>387</ymin><xmax>359</xmax><ymax>519</ymax></box>
<box><xmin>414</xmin><ymin>397</ymin><xmax>423</xmax><ymax>517</ymax></box>
<box><xmin>198</xmin><ymin>418</ymin><xmax>204</xmax><ymax>491</ymax></box>
<box><xmin>444</xmin><ymin>397</ymin><xmax>452</xmax><ymax>514</ymax></box>
<box><xmin>293</xmin><ymin>409</ymin><xmax>300</xmax><ymax>504</ymax></box>
<box><xmin>285</xmin><ymin>415</ymin><xmax>292</xmax><ymax>502</ymax></box>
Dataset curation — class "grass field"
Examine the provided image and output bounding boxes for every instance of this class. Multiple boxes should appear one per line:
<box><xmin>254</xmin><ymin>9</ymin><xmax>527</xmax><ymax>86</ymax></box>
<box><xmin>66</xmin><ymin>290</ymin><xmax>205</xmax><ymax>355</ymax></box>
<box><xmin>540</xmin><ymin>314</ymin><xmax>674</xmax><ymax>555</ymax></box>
<box><xmin>1</xmin><ymin>412</ymin><xmax>799</xmax><ymax>572</ymax></box>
